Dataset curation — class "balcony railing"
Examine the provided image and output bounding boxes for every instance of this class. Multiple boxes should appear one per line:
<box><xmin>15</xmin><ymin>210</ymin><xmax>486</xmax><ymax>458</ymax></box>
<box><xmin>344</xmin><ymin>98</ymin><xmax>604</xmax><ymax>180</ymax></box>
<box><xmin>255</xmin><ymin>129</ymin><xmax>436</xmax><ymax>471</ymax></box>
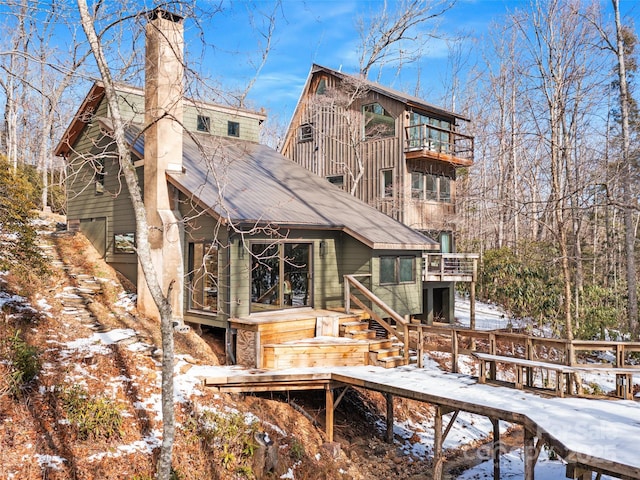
<box><xmin>423</xmin><ymin>253</ymin><xmax>479</xmax><ymax>282</ymax></box>
<box><xmin>404</xmin><ymin>124</ymin><xmax>474</xmax><ymax>166</ymax></box>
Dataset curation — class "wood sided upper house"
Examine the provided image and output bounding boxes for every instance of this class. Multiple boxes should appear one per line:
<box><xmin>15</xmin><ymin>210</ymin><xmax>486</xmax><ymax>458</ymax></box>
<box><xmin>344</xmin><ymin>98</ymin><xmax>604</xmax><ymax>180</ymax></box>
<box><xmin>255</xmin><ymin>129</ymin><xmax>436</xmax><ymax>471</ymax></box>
<box><xmin>281</xmin><ymin>65</ymin><xmax>478</xmax><ymax>323</ymax></box>
<box><xmin>54</xmin><ymin>9</ymin><xmax>443</xmax><ymax>369</ymax></box>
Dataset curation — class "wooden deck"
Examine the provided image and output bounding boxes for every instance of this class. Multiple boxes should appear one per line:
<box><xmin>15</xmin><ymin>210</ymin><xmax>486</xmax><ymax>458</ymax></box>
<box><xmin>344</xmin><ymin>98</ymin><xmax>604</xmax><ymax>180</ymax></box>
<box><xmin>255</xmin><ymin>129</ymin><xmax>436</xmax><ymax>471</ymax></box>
<box><xmin>230</xmin><ymin>308</ymin><xmax>406</xmax><ymax>370</ymax></box>
<box><xmin>200</xmin><ymin>365</ymin><xmax>640</xmax><ymax>480</ymax></box>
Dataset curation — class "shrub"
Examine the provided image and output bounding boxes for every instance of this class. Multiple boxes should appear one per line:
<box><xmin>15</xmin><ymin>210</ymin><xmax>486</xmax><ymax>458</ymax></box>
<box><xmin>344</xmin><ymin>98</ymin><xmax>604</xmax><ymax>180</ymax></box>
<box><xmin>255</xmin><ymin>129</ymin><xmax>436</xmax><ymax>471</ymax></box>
<box><xmin>1</xmin><ymin>329</ymin><xmax>40</xmax><ymax>397</ymax></box>
<box><xmin>0</xmin><ymin>156</ymin><xmax>47</xmax><ymax>280</ymax></box>
<box><xmin>181</xmin><ymin>409</ymin><xmax>258</xmax><ymax>473</ymax></box>
<box><xmin>58</xmin><ymin>385</ymin><xmax>124</xmax><ymax>440</ymax></box>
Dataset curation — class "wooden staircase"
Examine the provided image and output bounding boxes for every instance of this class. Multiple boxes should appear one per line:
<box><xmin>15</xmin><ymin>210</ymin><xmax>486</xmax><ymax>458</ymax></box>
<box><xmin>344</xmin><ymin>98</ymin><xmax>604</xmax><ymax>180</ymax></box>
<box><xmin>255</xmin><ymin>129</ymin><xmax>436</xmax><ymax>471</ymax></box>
<box><xmin>339</xmin><ymin>319</ymin><xmax>407</xmax><ymax>368</ymax></box>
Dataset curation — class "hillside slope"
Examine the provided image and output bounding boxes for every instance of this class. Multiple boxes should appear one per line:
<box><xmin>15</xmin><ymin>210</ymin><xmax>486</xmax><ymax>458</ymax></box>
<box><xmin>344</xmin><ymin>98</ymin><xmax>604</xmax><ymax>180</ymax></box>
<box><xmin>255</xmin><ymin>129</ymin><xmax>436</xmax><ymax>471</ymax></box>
<box><xmin>2</xmin><ymin>218</ymin><xmax>458</xmax><ymax>479</ymax></box>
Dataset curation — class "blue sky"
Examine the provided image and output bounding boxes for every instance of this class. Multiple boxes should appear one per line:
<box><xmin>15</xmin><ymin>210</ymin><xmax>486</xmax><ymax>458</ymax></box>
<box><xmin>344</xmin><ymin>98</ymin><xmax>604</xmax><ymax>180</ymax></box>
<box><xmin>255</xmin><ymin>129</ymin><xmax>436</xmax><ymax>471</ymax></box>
<box><xmin>186</xmin><ymin>0</ymin><xmax>640</xmax><ymax>123</ymax></box>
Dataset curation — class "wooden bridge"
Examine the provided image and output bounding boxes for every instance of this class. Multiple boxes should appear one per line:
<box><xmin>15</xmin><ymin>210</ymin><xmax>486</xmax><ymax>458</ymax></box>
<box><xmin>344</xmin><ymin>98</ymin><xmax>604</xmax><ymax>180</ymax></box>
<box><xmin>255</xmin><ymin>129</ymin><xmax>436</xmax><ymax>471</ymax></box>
<box><xmin>220</xmin><ymin>273</ymin><xmax>640</xmax><ymax>478</ymax></box>
<box><xmin>200</xmin><ymin>364</ymin><xmax>640</xmax><ymax>480</ymax></box>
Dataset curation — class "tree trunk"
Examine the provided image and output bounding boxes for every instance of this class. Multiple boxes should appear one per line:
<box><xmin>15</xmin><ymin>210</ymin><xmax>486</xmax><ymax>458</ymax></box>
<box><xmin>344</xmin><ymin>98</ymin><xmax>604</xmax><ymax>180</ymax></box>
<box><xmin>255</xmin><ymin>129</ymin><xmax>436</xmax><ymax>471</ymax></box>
<box><xmin>76</xmin><ymin>2</ymin><xmax>176</xmax><ymax>478</ymax></box>
<box><xmin>612</xmin><ymin>0</ymin><xmax>638</xmax><ymax>337</ymax></box>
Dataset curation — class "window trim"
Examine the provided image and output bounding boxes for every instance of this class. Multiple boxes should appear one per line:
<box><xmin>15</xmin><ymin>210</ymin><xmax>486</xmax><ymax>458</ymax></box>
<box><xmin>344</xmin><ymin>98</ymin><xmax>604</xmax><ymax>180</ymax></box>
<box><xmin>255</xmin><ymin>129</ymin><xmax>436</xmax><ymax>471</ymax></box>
<box><xmin>379</xmin><ymin>255</ymin><xmax>416</xmax><ymax>285</ymax></box>
<box><xmin>187</xmin><ymin>241</ymin><xmax>219</xmax><ymax>314</ymax></box>
<box><xmin>362</xmin><ymin>102</ymin><xmax>395</xmax><ymax>140</ymax></box>
<box><xmin>227</xmin><ymin>121</ymin><xmax>240</xmax><ymax>137</ymax></box>
<box><xmin>113</xmin><ymin>233</ymin><xmax>136</xmax><ymax>254</ymax></box>
<box><xmin>197</xmin><ymin>114</ymin><xmax>211</xmax><ymax>133</ymax></box>
<box><xmin>299</xmin><ymin>123</ymin><xmax>313</xmax><ymax>142</ymax></box>
<box><xmin>381</xmin><ymin>169</ymin><xmax>394</xmax><ymax>198</ymax></box>
<box><xmin>409</xmin><ymin>171</ymin><xmax>453</xmax><ymax>203</ymax></box>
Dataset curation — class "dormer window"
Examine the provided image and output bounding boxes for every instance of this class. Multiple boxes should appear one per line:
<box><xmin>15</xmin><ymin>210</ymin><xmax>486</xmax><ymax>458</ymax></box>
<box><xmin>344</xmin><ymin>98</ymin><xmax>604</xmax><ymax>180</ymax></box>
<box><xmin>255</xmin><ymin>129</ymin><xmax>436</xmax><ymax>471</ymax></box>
<box><xmin>299</xmin><ymin>123</ymin><xmax>313</xmax><ymax>142</ymax></box>
<box><xmin>228</xmin><ymin>121</ymin><xmax>240</xmax><ymax>137</ymax></box>
<box><xmin>197</xmin><ymin>115</ymin><xmax>210</xmax><ymax>132</ymax></box>
<box><xmin>363</xmin><ymin>103</ymin><xmax>395</xmax><ymax>139</ymax></box>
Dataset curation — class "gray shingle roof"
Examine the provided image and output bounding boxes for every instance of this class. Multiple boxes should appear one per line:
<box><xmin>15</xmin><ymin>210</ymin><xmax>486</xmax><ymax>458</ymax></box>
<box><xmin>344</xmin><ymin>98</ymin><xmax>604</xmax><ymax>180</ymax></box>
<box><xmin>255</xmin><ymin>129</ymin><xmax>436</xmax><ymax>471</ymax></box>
<box><xmin>168</xmin><ymin>132</ymin><xmax>437</xmax><ymax>251</ymax></box>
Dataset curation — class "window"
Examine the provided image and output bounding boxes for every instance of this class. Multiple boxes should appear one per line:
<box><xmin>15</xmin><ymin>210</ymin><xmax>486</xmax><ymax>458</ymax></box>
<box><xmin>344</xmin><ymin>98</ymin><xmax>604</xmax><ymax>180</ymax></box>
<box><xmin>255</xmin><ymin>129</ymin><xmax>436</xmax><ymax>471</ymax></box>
<box><xmin>114</xmin><ymin>233</ymin><xmax>135</xmax><ymax>254</ymax></box>
<box><xmin>188</xmin><ymin>242</ymin><xmax>218</xmax><ymax>312</ymax></box>
<box><xmin>228</xmin><ymin>121</ymin><xmax>240</xmax><ymax>137</ymax></box>
<box><xmin>411</xmin><ymin>172</ymin><xmax>423</xmax><ymax>199</ymax></box>
<box><xmin>299</xmin><ymin>123</ymin><xmax>313</xmax><ymax>142</ymax></box>
<box><xmin>380</xmin><ymin>256</ymin><xmax>415</xmax><ymax>285</ymax></box>
<box><xmin>197</xmin><ymin>115</ymin><xmax>211</xmax><ymax>133</ymax></box>
<box><xmin>440</xmin><ymin>232</ymin><xmax>452</xmax><ymax>254</ymax></box>
<box><xmin>327</xmin><ymin>175</ymin><xmax>344</xmax><ymax>189</ymax></box>
<box><xmin>407</xmin><ymin>112</ymin><xmax>452</xmax><ymax>153</ymax></box>
<box><xmin>316</xmin><ymin>77</ymin><xmax>327</xmax><ymax>95</ymax></box>
<box><xmin>251</xmin><ymin>242</ymin><xmax>311</xmax><ymax>310</ymax></box>
<box><xmin>381</xmin><ymin>169</ymin><xmax>393</xmax><ymax>198</ymax></box>
<box><xmin>363</xmin><ymin>102</ymin><xmax>395</xmax><ymax>139</ymax></box>
<box><xmin>410</xmin><ymin>172</ymin><xmax>452</xmax><ymax>203</ymax></box>
<box><xmin>93</xmin><ymin>156</ymin><xmax>106</xmax><ymax>194</ymax></box>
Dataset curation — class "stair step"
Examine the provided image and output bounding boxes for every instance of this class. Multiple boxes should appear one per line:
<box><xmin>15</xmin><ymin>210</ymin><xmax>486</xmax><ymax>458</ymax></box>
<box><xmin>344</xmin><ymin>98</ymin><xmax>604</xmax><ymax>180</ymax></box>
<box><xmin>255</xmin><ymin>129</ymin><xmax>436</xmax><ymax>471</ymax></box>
<box><xmin>373</xmin><ymin>347</ymin><xmax>401</xmax><ymax>359</ymax></box>
<box><xmin>344</xmin><ymin>329</ymin><xmax>376</xmax><ymax>340</ymax></box>
<box><xmin>377</xmin><ymin>355</ymin><xmax>408</xmax><ymax>369</ymax></box>
<box><xmin>340</xmin><ymin>321</ymin><xmax>369</xmax><ymax>334</ymax></box>
<box><xmin>368</xmin><ymin>338</ymin><xmax>394</xmax><ymax>350</ymax></box>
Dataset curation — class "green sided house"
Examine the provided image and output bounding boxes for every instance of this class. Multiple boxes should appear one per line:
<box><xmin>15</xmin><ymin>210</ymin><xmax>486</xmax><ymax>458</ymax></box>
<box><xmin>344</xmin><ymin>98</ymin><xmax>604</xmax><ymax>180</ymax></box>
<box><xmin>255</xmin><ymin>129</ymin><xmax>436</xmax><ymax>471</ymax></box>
<box><xmin>55</xmin><ymin>9</ymin><xmax>437</xmax><ymax>369</ymax></box>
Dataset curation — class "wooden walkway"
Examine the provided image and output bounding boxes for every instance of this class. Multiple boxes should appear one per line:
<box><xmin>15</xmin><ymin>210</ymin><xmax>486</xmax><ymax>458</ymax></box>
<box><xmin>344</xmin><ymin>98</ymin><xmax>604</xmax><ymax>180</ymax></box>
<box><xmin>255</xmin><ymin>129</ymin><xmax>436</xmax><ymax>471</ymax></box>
<box><xmin>199</xmin><ymin>364</ymin><xmax>640</xmax><ymax>480</ymax></box>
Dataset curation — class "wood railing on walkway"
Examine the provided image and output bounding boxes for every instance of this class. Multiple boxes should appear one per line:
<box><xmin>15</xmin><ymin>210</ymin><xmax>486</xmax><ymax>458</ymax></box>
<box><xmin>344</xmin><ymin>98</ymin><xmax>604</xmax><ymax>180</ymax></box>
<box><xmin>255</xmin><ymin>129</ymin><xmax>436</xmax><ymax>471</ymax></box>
<box><xmin>417</xmin><ymin>324</ymin><xmax>640</xmax><ymax>374</ymax></box>
<box><xmin>344</xmin><ymin>274</ymin><xmax>412</xmax><ymax>362</ymax></box>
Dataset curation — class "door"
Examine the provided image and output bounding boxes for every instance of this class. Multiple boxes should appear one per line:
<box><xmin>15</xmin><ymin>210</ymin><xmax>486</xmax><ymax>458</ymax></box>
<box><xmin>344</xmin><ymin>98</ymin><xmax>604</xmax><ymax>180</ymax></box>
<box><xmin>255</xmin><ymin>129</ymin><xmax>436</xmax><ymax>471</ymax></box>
<box><xmin>250</xmin><ymin>242</ymin><xmax>311</xmax><ymax>311</ymax></box>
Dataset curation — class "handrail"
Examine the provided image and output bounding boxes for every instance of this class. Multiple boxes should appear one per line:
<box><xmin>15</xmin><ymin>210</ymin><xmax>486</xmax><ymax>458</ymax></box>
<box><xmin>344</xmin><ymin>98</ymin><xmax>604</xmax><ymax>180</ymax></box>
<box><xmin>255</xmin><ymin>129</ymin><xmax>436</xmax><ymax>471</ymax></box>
<box><xmin>404</xmin><ymin>124</ymin><xmax>474</xmax><ymax>161</ymax></box>
<box><xmin>423</xmin><ymin>253</ymin><xmax>479</xmax><ymax>282</ymax></box>
<box><xmin>344</xmin><ymin>274</ymin><xmax>412</xmax><ymax>361</ymax></box>
<box><xmin>416</xmin><ymin>324</ymin><xmax>640</xmax><ymax>372</ymax></box>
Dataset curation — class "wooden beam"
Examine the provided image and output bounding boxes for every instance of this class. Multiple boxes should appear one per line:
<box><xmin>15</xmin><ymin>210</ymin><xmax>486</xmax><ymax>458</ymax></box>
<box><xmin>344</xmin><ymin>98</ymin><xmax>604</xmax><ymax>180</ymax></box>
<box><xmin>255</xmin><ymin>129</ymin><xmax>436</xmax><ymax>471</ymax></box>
<box><xmin>524</xmin><ymin>428</ymin><xmax>544</xmax><ymax>480</ymax></box>
<box><xmin>385</xmin><ymin>392</ymin><xmax>394</xmax><ymax>444</ymax></box>
<box><xmin>334</xmin><ymin>386</ymin><xmax>350</xmax><ymax>410</ymax></box>
<box><xmin>566</xmin><ymin>464</ymin><xmax>594</xmax><ymax>479</ymax></box>
<box><xmin>442</xmin><ymin>410</ymin><xmax>460</xmax><ymax>442</ymax></box>
<box><xmin>492</xmin><ymin>418</ymin><xmax>500</xmax><ymax>480</ymax></box>
<box><xmin>325</xmin><ymin>385</ymin><xmax>334</xmax><ymax>443</ymax></box>
<box><xmin>433</xmin><ymin>405</ymin><xmax>445</xmax><ymax>480</ymax></box>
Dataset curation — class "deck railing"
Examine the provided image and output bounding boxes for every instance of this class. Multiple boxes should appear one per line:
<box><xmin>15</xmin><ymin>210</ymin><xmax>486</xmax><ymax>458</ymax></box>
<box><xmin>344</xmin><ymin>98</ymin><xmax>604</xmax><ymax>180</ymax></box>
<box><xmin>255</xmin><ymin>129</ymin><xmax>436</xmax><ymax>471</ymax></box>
<box><xmin>417</xmin><ymin>324</ymin><xmax>640</xmax><ymax>373</ymax></box>
<box><xmin>404</xmin><ymin>124</ymin><xmax>474</xmax><ymax>164</ymax></box>
<box><xmin>423</xmin><ymin>253</ymin><xmax>479</xmax><ymax>282</ymax></box>
<box><xmin>344</xmin><ymin>274</ymin><xmax>413</xmax><ymax>362</ymax></box>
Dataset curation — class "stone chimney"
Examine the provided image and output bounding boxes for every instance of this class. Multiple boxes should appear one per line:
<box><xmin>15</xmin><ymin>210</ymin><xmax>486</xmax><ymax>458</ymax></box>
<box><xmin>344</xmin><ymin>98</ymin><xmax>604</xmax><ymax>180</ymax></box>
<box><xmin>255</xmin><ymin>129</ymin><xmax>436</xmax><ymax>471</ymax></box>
<box><xmin>138</xmin><ymin>8</ymin><xmax>185</xmax><ymax>322</ymax></box>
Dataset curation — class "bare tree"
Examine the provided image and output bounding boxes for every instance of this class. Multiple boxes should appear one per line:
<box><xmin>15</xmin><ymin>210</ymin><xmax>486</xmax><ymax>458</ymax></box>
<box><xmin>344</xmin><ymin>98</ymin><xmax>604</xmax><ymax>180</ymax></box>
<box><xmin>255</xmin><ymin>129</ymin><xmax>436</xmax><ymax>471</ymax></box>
<box><xmin>356</xmin><ymin>0</ymin><xmax>454</xmax><ymax>80</ymax></box>
<box><xmin>611</xmin><ymin>0</ymin><xmax>638</xmax><ymax>336</ymax></box>
<box><xmin>76</xmin><ymin>3</ymin><xmax>180</xmax><ymax>479</ymax></box>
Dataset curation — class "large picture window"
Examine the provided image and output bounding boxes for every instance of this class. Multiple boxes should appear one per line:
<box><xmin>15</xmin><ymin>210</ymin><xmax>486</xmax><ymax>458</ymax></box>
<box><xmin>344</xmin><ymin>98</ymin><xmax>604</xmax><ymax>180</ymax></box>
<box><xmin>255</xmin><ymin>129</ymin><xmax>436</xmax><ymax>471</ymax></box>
<box><xmin>410</xmin><ymin>172</ymin><xmax>452</xmax><ymax>203</ymax></box>
<box><xmin>188</xmin><ymin>242</ymin><xmax>218</xmax><ymax>312</ymax></box>
<box><xmin>380</xmin><ymin>256</ymin><xmax>415</xmax><ymax>285</ymax></box>
<box><xmin>363</xmin><ymin>102</ymin><xmax>395</xmax><ymax>139</ymax></box>
<box><xmin>251</xmin><ymin>242</ymin><xmax>311</xmax><ymax>311</ymax></box>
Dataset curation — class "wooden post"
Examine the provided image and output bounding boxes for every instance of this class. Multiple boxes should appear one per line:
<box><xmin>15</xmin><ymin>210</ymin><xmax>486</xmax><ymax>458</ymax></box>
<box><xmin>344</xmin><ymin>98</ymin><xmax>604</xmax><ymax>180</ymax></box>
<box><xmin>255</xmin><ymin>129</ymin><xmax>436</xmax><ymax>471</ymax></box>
<box><xmin>385</xmin><ymin>393</ymin><xmax>394</xmax><ymax>443</ymax></box>
<box><xmin>325</xmin><ymin>385</ymin><xmax>334</xmax><ymax>443</ymax></box>
<box><xmin>403</xmin><ymin>323</ymin><xmax>410</xmax><ymax>361</ymax></box>
<box><xmin>433</xmin><ymin>405</ymin><xmax>444</xmax><ymax>480</ymax></box>
<box><xmin>417</xmin><ymin>326</ymin><xmax>424</xmax><ymax>368</ymax></box>
<box><xmin>524</xmin><ymin>428</ymin><xmax>535</xmax><ymax>480</ymax></box>
<box><xmin>489</xmin><ymin>333</ymin><xmax>497</xmax><ymax>380</ymax></box>
<box><xmin>344</xmin><ymin>276</ymin><xmax>351</xmax><ymax>314</ymax></box>
<box><xmin>492</xmin><ymin>418</ymin><xmax>500</xmax><ymax>480</ymax></box>
<box><xmin>451</xmin><ymin>330</ymin><xmax>459</xmax><ymax>373</ymax></box>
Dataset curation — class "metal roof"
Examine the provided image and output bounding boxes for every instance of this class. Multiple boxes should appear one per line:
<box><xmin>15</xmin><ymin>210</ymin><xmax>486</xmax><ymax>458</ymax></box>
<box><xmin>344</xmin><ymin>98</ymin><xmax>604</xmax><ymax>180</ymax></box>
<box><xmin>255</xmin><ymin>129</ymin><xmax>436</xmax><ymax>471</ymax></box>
<box><xmin>167</xmin><ymin>132</ymin><xmax>437</xmax><ymax>251</ymax></box>
<box><xmin>310</xmin><ymin>64</ymin><xmax>470</xmax><ymax>122</ymax></box>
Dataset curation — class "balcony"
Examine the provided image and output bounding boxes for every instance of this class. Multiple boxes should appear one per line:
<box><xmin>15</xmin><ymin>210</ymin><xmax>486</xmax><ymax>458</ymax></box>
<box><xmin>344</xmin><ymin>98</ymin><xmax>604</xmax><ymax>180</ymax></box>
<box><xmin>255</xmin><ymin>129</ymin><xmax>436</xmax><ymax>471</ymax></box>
<box><xmin>423</xmin><ymin>253</ymin><xmax>479</xmax><ymax>283</ymax></box>
<box><xmin>404</xmin><ymin>124</ymin><xmax>474</xmax><ymax>167</ymax></box>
